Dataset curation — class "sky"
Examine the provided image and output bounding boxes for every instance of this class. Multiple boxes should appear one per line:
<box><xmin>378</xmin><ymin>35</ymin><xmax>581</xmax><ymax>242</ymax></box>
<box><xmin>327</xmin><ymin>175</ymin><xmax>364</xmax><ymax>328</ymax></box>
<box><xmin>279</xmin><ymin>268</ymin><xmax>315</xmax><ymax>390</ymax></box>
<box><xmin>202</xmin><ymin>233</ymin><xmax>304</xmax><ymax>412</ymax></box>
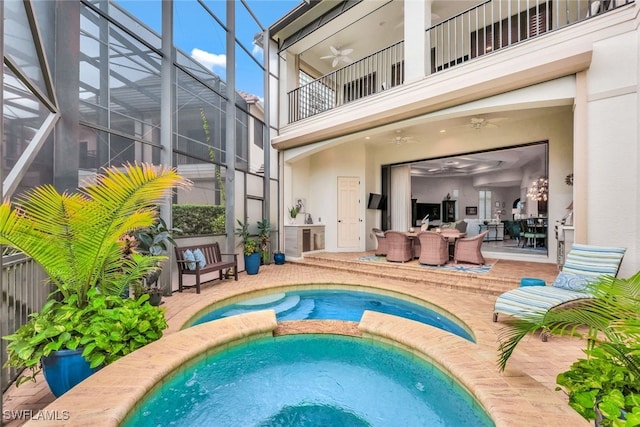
<box><xmin>115</xmin><ymin>0</ymin><xmax>300</xmax><ymax>99</ymax></box>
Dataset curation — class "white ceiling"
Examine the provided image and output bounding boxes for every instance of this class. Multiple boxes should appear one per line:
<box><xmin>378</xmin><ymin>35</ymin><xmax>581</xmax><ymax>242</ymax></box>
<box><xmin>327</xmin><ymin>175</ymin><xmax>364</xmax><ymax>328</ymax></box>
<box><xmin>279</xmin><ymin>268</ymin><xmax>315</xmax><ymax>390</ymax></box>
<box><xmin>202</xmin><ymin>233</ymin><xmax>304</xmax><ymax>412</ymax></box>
<box><xmin>409</xmin><ymin>144</ymin><xmax>547</xmax><ymax>181</ymax></box>
<box><xmin>297</xmin><ymin>1</ymin><xmax>479</xmax><ymax>75</ymax></box>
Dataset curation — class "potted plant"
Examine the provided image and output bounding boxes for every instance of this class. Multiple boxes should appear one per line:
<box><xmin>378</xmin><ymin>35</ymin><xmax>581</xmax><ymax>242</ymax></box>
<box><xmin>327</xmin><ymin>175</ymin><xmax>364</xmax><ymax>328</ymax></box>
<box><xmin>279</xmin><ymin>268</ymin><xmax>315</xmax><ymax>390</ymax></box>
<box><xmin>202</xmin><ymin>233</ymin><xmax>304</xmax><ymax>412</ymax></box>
<box><xmin>288</xmin><ymin>206</ymin><xmax>299</xmax><ymax>224</ymax></box>
<box><xmin>257</xmin><ymin>219</ymin><xmax>273</xmax><ymax>265</ymax></box>
<box><xmin>131</xmin><ymin>218</ymin><xmax>182</xmax><ymax>304</ymax></box>
<box><xmin>235</xmin><ymin>219</ymin><xmax>261</xmax><ymax>275</ymax></box>
<box><xmin>274</xmin><ymin>251</ymin><xmax>286</xmax><ymax>265</ymax></box>
<box><xmin>0</xmin><ymin>163</ymin><xmax>190</xmax><ymax>395</ymax></box>
<box><xmin>497</xmin><ymin>272</ymin><xmax>640</xmax><ymax>426</ymax></box>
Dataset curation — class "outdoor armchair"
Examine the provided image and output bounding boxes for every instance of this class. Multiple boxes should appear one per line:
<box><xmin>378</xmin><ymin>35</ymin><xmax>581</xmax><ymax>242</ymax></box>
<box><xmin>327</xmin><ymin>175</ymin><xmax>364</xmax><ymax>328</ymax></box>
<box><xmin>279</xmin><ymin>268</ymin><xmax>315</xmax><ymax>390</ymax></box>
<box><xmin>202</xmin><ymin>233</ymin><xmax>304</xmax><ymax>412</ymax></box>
<box><xmin>372</xmin><ymin>228</ymin><xmax>388</xmax><ymax>256</ymax></box>
<box><xmin>384</xmin><ymin>231</ymin><xmax>413</xmax><ymax>263</ymax></box>
<box><xmin>453</xmin><ymin>231</ymin><xmax>489</xmax><ymax>265</ymax></box>
<box><xmin>417</xmin><ymin>231</ymin><xmax>449</xmax><ymax>266</ymax></box>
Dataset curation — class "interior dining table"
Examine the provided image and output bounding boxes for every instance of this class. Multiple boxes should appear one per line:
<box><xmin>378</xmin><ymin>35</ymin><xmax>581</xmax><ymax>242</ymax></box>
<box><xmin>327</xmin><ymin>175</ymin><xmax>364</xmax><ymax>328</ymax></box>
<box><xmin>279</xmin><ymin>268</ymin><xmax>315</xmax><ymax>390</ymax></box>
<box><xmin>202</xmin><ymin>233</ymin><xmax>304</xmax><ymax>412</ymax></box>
<box><xmin>404</xmin><ymin>229</ymin><xmax>467</xmax><ymax>259</ymax></box>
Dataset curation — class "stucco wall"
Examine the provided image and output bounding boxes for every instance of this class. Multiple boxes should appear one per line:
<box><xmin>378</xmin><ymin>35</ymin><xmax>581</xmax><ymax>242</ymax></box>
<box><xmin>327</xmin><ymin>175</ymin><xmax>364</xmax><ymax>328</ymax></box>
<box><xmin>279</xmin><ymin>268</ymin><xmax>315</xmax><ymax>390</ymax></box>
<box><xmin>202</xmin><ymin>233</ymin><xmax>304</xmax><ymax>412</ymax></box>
<box><xmin>583</xmin><ymin>30</ymin><xmax>639</xmax><ymax>276</ymax></box>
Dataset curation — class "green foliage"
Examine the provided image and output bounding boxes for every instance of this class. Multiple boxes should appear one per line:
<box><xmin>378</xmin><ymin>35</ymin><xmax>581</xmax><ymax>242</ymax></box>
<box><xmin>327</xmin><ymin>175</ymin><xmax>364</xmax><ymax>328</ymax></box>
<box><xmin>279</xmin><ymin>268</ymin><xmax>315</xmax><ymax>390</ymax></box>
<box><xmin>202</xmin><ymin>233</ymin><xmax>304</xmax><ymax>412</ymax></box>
<box><xmin>556</xmin><ymin>347</ymin><xmax>640</xmax><ymax>425</ymax></box>
<box><xmin>497</xmin><ymin>272</ymin><xmax>640</xmax><ymax>425</ymax></box>
<box><xmin>243</xmin><ymin>239</ymin><xmax>258</xmax><ymax>256</ymax></box>
<box><xmin>201</xmin><ymin>107</ymin><xmax>225</xmax><ymax>205</ymax></box>
<box><xmin>257</xmin><ymin>219</ymin><xmax>273</xmax><ymax>264</ymax></box>
<box><xmin>235</xmin><ymin>219</ymin><xmax>259</xmax><ymax>256</ymax></box>
<box><xmin>0</xmin><ymin>163</ymin><xmax>189</xmax><ymax>307</ymax></box>
<box><xmin>172</xmin><ymin>204</ymin><xmax>225</xmax><ymax>236</ymax></box>
<box><xmin>288</xmin><ymin>206</ymin><xmax>299</xmax><ymax>218</ymax></box>
<box><xmin>0</xmin><ymin>163</ymin><xmax>188</xmax><ymax>386</ymax></box>
<box><xmin>3</xmin><ymin>288</ymin><xmax>167</xmax><ymax>385</ymax></box>
<box><xmin>132</xmin><ymin>218</ymin><xmax>181</xmax><ymax>256</ymax></box>
<box><xmin>210</xmin><ymin>214</ymin><xmax>226</xmax><ymax>234</ymax></box>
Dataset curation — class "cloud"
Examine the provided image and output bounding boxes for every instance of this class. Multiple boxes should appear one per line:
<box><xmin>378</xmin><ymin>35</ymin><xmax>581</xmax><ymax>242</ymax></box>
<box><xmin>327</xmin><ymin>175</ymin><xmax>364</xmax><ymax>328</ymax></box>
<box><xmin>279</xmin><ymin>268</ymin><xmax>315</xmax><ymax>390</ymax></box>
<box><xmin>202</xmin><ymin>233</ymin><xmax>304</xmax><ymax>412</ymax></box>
<box><xmin>191</xmin><ymin>48</ymin><xmax>226</xmax><ymax>71</ymax></box>
<box><xmin>252</xmin><ymin>43</ymin><xmax>263</xmax><ymax>57</ymax></box>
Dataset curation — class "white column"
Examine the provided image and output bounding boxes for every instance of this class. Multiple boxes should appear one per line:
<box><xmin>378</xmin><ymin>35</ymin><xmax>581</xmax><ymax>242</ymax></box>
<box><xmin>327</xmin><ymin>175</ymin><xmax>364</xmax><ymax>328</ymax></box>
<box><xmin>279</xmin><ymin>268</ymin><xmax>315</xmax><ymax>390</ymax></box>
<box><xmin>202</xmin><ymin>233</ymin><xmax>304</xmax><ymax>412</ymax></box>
<box><xmin>404</xmin><ymin>0</ymin><xmax>432</xmax><ymax>82</ymax></box>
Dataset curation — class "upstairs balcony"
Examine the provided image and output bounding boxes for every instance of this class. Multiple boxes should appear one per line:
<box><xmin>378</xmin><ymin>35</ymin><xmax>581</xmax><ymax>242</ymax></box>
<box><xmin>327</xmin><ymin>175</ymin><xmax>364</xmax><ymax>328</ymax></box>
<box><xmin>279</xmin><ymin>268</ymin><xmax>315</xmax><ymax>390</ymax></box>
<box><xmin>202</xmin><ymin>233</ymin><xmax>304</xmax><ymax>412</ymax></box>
<box><xmin>285</xmin><ymin>0</ymin><xmax>634</xmax><ymax>124</ymax></box>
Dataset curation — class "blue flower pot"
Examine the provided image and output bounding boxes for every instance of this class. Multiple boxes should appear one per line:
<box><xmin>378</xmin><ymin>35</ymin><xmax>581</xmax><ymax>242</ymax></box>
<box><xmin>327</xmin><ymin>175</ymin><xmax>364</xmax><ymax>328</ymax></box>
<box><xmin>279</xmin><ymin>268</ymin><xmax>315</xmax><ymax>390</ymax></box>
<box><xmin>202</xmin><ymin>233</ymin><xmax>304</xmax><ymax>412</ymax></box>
<box><xmin>41</xmin><ymin>349</ymin><xmax>100</xmax><ymax>397</ymax></box>
<box><xmin>244</xmin><ymin>253</ymin><xmax>261</xmax><ymax>275</ymax></box>
<box><xmin>274</xmin><ymin>252</ymin><xmax>285</xmax><ymax>265</ymax></box>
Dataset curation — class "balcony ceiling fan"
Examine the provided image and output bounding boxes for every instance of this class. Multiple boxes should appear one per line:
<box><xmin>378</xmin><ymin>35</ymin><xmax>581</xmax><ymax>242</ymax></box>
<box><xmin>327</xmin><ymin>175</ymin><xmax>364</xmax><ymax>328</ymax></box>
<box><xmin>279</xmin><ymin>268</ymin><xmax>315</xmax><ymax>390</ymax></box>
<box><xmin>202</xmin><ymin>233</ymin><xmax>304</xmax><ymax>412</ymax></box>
<box><xmin>321</xmin><ymin>46</ymin><xmax>354</xmax><ymax>68</ymax></box>
<box><xmin>389</xmin><ymin>135</ymin><xmax>416</xmax><ymax>145</ymax></box>
<box><xmin>467</xmin><ymin>117</ymin><xmax>505</xmax><ymax>129</ymax></box>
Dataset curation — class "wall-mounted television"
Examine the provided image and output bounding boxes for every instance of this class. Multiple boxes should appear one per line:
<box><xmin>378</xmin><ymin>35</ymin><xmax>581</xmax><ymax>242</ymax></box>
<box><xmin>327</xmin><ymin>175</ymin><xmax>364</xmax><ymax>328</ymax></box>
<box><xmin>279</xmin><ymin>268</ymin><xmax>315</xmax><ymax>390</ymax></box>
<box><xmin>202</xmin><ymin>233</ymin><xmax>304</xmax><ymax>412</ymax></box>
<box><xmin>367</xmin><ymin>193</ymin><xmax>387</xmax><ymax>210</ymax></box>
<box><xmin>416</xmin><ymin>203</ymin><xmax>441</xmax><ymax>221</ymax></box>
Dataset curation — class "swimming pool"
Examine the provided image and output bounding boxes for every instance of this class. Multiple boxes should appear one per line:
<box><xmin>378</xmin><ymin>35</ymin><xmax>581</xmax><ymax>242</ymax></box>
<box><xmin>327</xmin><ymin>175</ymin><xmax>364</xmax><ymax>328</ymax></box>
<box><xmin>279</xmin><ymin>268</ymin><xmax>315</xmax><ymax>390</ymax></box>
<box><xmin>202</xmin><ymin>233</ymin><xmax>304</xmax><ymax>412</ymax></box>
<box><xmin>123</xmin><ymin>334</ymin><xmax>494</xmax><ymax>427</ymax></box>
<box><xmin>190</xmin><ymin>288</ymin><xmax>474</xmax><ymax>342</ymax></box>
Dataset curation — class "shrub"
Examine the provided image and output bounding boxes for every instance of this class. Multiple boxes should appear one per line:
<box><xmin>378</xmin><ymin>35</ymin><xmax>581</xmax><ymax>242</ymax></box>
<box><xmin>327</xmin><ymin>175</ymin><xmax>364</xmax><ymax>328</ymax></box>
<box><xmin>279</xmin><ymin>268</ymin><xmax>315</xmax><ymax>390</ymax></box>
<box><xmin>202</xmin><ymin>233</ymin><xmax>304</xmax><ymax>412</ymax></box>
<box><xmin>172</xmin><ymin>204</ymin><xmax>225</xmax><ymax>235</ymax></box>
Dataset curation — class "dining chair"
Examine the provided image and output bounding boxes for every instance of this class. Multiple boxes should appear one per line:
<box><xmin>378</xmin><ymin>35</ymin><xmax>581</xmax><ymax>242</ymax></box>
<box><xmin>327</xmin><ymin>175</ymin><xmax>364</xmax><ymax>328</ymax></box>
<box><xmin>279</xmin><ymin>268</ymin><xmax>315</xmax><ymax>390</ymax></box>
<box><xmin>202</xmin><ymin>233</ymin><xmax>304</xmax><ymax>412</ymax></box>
<box><xmin>453</xmin><ymin>231</ymin><xmax>489</xmax><ymax>265</ymax></box>
<box><xmin>372</xmin><ymin>228</ymin><xmax>388</xmax><ymax>256</ymax></box>
<box><xmin>384</xmin><ymin>231</ymin><xmax>413</xmax><ymax>263</ymax></box>
<box><xmin>417</xmin><ymin>231</ymin><xmax>449</xmax><ymax>266</ymax></box>
<box><xmin>412</xmin><ymin>235</ymin><xmax>421</xmax><ymax>259</ymax></box>
<box><xmin>522</xmin><ymin>218</ymin><xmax>547</xmax><ymax>248</ymax></box>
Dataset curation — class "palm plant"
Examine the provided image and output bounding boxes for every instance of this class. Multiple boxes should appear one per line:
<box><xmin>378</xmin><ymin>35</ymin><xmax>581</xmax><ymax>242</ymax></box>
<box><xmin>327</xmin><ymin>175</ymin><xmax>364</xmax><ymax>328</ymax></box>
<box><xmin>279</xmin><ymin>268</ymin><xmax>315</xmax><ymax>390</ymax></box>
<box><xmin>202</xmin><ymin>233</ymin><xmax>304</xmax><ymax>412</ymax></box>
<box><xmin>0</xmin><ymin>163</ymin><xmax>189</xmax><ymax>308</ymax></box>
<box><xmin>497</xmin><ymin>272</ymin><xmax>640</xmax><ymax>425</ymax></box>
<box><xmin>0</xmin><ymin>163</ymin><xmax>191</xmax><ymax>385</ymax></box>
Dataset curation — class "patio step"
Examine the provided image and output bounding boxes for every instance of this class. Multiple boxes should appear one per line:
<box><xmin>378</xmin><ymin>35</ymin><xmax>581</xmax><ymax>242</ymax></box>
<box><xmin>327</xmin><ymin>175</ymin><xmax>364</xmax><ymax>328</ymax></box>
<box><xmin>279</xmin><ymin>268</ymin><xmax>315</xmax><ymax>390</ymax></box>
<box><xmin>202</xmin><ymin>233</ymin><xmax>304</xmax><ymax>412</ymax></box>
<box><xmin>290</xmin><ymin>253</ymin><xmax>522</xmax><ymax>297</ymax></box>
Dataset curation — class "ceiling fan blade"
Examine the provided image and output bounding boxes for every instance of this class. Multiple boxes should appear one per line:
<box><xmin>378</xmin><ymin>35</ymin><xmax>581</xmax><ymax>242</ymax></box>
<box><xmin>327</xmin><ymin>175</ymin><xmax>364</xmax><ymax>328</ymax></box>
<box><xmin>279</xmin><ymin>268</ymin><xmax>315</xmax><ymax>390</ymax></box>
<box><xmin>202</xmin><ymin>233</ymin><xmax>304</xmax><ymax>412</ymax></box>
<box><xmin>329</xmin><ymin>45</ymin><xmax>340</xmax><ymax>55</ymax></box>
<box><xmin>341</xmin><ymin>56</ymin><xmax>353</xmax><ymax>64</ymax></box>
<box><xmin>332</xmin><ymin>57</ymin><xmax>340</xmax><ymax>68</ymax></box>
<box><xmin>320</xmin><ymin>55</ymin><xmax>334</xmax><ymax>60</ymax></box>
<box><xmin>340</xmin><ymin>48</ymin><xmax>354</xmax><ymax>56</ymax></box>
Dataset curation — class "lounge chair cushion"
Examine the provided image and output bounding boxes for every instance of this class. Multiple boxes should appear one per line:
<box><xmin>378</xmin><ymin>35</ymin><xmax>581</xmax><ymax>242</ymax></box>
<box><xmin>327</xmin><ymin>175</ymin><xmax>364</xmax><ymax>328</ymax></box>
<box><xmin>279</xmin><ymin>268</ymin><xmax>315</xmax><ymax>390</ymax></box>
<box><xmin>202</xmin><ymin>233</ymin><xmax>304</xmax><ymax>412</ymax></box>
<box><xmin>494</xmin><ymin>244</ymin><xmax>626</xmax><ymax>322</ymax></box>
<box><xmin>551</xmin><ymin>271</ymin><xmax>593</xmax><ymax>292</ymax></box>
<box><xmin>494</xmin><ymin>286</ymin><xmax>589</xmax><ymax>318</ymax></box>
<box><xmin>561</xmin><ymin>244</ymin><xmax>626</xmax><ymax>278</ymax></box>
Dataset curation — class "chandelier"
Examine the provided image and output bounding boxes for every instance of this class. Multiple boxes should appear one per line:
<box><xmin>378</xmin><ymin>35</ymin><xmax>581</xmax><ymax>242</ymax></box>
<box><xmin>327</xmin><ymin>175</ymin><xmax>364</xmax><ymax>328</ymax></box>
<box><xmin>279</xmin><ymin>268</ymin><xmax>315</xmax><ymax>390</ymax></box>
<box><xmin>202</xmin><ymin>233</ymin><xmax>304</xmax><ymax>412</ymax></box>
<box><xmin>527</xmin><ymin>177</ymin><xmax>548</xmax><ymax>202</ymax></box>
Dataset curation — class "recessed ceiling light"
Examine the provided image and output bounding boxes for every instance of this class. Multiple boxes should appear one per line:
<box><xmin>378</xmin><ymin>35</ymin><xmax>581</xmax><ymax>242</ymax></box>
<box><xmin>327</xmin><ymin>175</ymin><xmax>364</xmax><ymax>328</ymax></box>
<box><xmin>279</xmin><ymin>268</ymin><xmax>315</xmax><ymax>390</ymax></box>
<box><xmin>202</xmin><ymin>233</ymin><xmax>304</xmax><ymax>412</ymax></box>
<box><xmin>364</xmin><ymin>136</ymin><xmax>371</xmax><ymax>140</ymax></box>
<box><xmin>439</xmin><ymin>129</ymin><xmax>446</xmax><ymax>133</ymax></box>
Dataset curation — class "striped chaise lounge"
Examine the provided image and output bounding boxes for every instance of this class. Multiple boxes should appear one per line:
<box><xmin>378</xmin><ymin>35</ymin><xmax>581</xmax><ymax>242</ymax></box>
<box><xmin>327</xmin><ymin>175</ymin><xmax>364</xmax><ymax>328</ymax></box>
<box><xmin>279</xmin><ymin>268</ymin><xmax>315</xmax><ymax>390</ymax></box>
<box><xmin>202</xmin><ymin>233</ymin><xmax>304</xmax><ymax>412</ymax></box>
<box><xmin>493</xmin><ymin>244</ymin><xmax>626</xmax><ymax>323</ymax></box>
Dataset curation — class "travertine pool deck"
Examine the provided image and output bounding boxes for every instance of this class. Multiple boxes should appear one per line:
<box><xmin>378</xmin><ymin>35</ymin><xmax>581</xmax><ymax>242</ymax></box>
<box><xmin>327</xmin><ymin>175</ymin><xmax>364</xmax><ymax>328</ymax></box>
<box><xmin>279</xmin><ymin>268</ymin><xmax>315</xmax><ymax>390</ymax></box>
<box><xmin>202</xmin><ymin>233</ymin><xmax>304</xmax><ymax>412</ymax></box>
<box><xmin>2</xmin><ymin>252</ymin><xmax>589</xmax><ymax>426</ymax></box>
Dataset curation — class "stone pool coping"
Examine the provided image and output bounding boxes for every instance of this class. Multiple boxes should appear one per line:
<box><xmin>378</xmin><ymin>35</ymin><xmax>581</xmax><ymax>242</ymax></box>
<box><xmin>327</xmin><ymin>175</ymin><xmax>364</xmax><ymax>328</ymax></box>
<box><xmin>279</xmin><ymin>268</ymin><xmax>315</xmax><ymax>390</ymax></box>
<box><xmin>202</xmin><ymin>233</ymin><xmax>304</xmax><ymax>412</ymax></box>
<box><xmin>25</xmin><ymin>309</ymin><xmax>587</xmax><ymax>427</ymax></box>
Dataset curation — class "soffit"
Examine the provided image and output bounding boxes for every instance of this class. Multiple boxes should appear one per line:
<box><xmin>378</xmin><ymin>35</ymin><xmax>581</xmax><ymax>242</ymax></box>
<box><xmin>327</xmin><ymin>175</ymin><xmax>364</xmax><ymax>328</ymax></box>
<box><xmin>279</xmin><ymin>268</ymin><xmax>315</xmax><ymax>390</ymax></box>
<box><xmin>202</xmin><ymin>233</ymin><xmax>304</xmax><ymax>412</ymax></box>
<box><xmin>272</xmin><ymin>43</ymin><xmax>592</xmax><ymax>150</ymax></box>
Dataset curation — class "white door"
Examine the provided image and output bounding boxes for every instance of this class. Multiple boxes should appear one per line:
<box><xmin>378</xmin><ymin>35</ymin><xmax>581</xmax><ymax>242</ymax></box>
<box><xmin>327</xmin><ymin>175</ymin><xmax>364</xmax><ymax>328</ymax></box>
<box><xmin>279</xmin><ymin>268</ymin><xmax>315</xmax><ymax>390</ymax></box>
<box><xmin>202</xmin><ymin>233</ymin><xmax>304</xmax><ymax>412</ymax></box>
<box><xmin>337</xmin><ymin>176</ymin><xmax>360</xmax><ymax>248</ymax></box>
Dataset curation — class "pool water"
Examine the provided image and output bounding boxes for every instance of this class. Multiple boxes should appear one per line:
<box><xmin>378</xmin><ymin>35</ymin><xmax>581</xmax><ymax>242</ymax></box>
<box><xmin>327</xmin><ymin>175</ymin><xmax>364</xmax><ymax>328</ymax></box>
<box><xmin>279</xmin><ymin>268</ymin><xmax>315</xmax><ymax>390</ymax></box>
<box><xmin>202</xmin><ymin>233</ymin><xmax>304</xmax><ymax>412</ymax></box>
<box><xmin>191</xmin><ymin>289</ymin><xmax>474</xmax><ymax>342</ymax></box>
<box><xmin>123</xmin><ymin>335</ymin><xmax>494</xmax><ymax>427</ymax></box>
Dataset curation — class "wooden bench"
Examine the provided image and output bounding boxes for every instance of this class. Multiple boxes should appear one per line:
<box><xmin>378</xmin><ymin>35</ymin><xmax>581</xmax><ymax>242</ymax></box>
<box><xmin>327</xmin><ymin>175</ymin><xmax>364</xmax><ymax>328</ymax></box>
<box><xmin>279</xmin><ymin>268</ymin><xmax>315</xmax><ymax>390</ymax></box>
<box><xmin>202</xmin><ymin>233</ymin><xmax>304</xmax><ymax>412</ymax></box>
<box><xmin>174</xmin><ymin>242</ymin><xmax>238</xmax><ymax>294</ymax></box>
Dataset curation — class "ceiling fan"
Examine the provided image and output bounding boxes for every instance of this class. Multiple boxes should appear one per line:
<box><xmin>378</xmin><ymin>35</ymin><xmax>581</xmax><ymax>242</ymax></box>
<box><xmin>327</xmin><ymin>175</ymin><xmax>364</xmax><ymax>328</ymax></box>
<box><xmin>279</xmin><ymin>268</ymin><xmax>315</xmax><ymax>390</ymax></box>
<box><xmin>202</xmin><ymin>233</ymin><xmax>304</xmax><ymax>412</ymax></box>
<box><xmin>467</xmin><ymin>117</ymin><xmax>505</xmax><ymax>129</ymax></box>
<box><xmin>321</xmin><ymin>46</ymin><xmax>354</xmax><ymax>68</ymax></box>
<box><xmin>390</xmin><ymin>136</ymin><xmax>416</xmax><ymax>145</ymax></box>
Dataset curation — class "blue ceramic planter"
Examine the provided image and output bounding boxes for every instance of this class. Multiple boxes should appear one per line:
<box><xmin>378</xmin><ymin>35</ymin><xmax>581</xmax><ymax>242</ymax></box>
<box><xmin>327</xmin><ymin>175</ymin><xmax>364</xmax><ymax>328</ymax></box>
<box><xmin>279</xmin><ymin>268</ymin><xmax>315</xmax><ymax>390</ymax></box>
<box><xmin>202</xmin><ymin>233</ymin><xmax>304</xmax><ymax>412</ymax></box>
<box><xmin>41</xmin><ymin>349</ymin><xmax>99</xmax><ymax>397</ymax></box>
<box><xmin>274</xmin><ymin>252</ymin><xmax>285</xmax><ymax>265</ymax></box>
<box><xmin>244</xmin><ymin>253</ymin><xmax>261</xmax><ymax>275</ymax></box>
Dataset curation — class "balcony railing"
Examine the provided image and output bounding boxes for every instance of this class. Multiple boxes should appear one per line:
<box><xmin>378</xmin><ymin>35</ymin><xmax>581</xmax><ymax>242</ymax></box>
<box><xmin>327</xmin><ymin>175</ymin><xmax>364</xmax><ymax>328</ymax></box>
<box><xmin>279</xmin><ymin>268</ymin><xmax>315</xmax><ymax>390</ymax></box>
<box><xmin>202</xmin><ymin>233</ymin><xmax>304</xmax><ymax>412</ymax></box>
<box><xmin>287</xmin><ymin>0</ymin><xmax>634</xmax><ymax>123</ymax></box>
<box><xmin>1</xmin><ymin>253</ymin><xmax>49</xmax><ymax>392</ymax></box>
<box><xmin>288</xmin><ymin>41</ymin><xmax>404</xmax><ymax>123</ymax></box>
